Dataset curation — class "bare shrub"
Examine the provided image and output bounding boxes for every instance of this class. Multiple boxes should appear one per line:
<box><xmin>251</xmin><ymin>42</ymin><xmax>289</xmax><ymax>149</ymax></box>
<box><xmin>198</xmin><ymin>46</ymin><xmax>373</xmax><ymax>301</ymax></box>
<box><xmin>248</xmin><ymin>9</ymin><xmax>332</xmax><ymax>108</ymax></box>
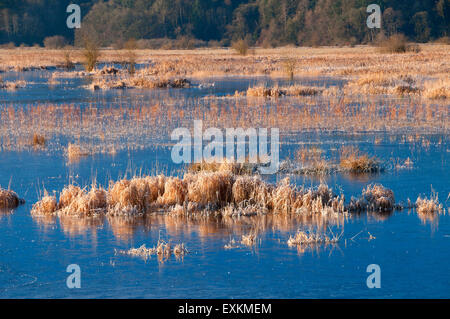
<box><xmin>232</xmin><ymin>39</ymin><xmax>249</xmax><ymax>56</ymax></box>
<box><xmin>376</xmin><ymin>34</ymin><xmax>420</xmax><ymax>53</ymax></box>
<box><xmin>82</xmin><ymin>38</ymin><xmax>100</xmax><ymax>71</ymax></box>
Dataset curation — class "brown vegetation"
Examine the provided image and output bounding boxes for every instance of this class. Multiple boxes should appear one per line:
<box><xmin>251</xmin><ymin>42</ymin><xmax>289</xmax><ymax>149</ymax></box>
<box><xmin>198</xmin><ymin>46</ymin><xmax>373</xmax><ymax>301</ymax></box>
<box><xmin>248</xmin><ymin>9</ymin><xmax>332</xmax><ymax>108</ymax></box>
<box><xmin>30</xmin><ymin>169</ymin><xmax>349</xmax><ymax>220</ymax></box>
<box><xmin>348</xmin><ymin>184</ymin><xmax>396</xmax><ymax>212</ymax></box>
<box><xmin>0</xmin><ymin>186</ymin><xmax>24</xmax><ymax>209</ymax></box>
<box><xmin>339</xmin><ymin>146</ymin><xmax>381</xmax><ymax>173</ymax></box>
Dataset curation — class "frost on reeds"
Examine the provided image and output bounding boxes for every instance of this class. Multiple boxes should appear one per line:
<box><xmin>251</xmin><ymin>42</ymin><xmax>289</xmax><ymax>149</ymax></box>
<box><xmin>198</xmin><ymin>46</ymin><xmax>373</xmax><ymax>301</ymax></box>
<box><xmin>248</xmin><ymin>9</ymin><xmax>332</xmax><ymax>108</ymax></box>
<box><xmin>415</xmin><ymin>194</ymin><xmax>444</xmax><ymax>215</ymax></box>
<box><xmin>0</xmin><ymin>186</ymin><xmax>24</xmax><ymax>209</ymax></box>
<box><xmin>31</xmin><ymin>171</ymin><xmax>347</xmax><ymax>219</ymax></box>
<box><xmin>339</xmin><ymin>146</ymin><xmax>381</xmax><ymax>173</ymax></box>
<box><xmin>31</xmin><ymin>184</ymin><xmax>107</xmax><ymax>217</ymax></box>
<box><xmin>348</xmin><ymin>184</ymin><xmax>395</xmax><ymax>213</ymax></box>
<box><xmin>246</xmin><ymin>85</ymin><xmax>322</xmax><ymax>97</ymax></box>
<box><xmin>241</xmin><ymin>232</ymin><xmax>258</xmax><ymax>247</ymax></box>
<box><xmin>224</xmin><ymin>232</ymin><xmax>258</xmax><ymax>249</ymax></box>
<box><xmin>66</xmin><ymin>143</ymin><xmax>90</xmax><ymax>161</ymax></box>
<box><xmin>118</xmin><ymin>240</ymin><xmax>188</xmax><ymax>261</ymax></box>
<box><xmin>109</xmin><ymin>175</ymin><xmax>166</xmax><ymax>214</ymax></box>
<box><xmin>287</xmin><ymin>227</ymin><xmax>343</xmax><ymax>255</ymax></box>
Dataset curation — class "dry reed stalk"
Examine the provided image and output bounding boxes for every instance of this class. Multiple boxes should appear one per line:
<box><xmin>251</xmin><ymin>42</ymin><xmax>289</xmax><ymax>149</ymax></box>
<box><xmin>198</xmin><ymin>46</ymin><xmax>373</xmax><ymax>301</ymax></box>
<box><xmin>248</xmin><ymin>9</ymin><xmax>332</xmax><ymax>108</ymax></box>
<box><xmin>241</xmin><ymin>232</ymin><xmax>257</xmax><ymax>246</ymax></box>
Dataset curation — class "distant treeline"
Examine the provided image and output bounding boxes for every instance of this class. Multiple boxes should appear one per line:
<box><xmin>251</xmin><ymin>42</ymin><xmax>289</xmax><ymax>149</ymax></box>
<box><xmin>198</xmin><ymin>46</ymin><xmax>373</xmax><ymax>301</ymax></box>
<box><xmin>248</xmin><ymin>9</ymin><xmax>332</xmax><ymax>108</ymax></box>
<box><xmin>1</xmin><ymin>0</ymin><xmax>449</xmax><ymax>47</ymax></box>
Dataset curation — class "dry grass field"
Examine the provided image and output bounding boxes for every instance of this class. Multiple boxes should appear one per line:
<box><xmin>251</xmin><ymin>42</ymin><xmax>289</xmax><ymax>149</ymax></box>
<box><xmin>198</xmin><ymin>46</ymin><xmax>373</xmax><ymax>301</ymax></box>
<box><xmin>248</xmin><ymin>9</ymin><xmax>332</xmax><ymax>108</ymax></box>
<box><xmin>1</xmin><ymin>44</ymin><xmax>449</xmax><ymax>79</ymax></box>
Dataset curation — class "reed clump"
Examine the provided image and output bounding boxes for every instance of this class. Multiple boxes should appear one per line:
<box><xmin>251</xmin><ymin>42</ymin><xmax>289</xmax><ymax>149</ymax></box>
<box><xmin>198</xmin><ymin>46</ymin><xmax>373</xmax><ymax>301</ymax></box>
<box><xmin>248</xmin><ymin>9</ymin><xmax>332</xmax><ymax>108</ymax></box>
<box><xmin>287</xmin><ymin>228</ymin><xmax>341</xmax><ymax>247</ymax></box>
<box><xmin>241</xmin><ymin>232</ymin><xmax>258</xmax><ymax>247</ymax></box>
<box><xmin>339</xmin><ymin>146</ymin><xmax>381</xmax><ymax>173</ymax></box>
<box><xmin>415</xmin><ymin>194</ymin><xmax>444</xmax><ymax>215</ymax></box>
<box><xmin>246</xmin><ymin>85</ymin><xmax>322</xmax><ymax>97</ymax></box>
<box><xmin>0</xmin><ymin>187</ymin><xmax>24</xmax><ymax>209</ymax></box>
<box><xmin>31</xmin><ymin>192</ymin><xmax>57</xmax><ymax>215</ymax></box>
<box><xmin>281</xmin><ymin>147</ymin><xmax>335</xmax><ymax>175</ymax></box>
<box><xmin>119</xmin><ymin>240</ymin><xmax>188</xmax><ymax>261</ymax></box>
<box><xmin>188</xmin><ymin>159</ymin><xmax>256</xmax><ymax>175</ymax></box>
<box><xmin>348</xmin><ymin>184</ymin><xmax>395</xmax><ymax>212</ymax></box>
<box><xmin>31</xmin><ymin>171</ymin><xmax>348</xmax><ymax>218</ymax></box>
<box><xmin>31</xmin><ymin>133</ymin><xmax>46</xmax><ymax>147</ymax></box>
<box><xmin>67</xmin><ymin>143</ymin><xmax>90</xmax><ymax>160</ymax></box>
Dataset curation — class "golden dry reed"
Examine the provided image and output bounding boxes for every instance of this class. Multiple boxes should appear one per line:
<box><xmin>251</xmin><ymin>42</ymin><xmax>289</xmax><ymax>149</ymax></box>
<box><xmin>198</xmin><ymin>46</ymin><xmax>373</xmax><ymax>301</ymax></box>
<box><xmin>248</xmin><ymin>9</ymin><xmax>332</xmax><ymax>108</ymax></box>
<box><xmin>31</xmin><ymin>168</ymin><xmax>350</xmax><ymax>219</ymax></box>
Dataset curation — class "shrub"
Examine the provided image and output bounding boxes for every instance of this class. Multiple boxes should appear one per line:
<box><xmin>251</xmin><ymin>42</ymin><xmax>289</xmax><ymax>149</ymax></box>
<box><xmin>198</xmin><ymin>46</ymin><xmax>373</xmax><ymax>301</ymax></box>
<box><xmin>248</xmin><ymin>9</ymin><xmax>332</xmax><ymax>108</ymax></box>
<box><xmin>63</xmin><ymin>50</ymin><xmax>75</xmax><ymax>70</ymax></box>
<box><xmin>44</xmin><ymin>36</ymin><xmax>67</xmax><ymax>49</ymax></box>
<box><xmin>283</xmin><ymin>58</ymin><xmax>296</xmax><ymax>80</ymax></box>
<box><xmin>122</xmin><ymin>38</ymin><xmax>137</xmax><ymax>75</ymax></box>
<box><xmin>232</xmin><ymin>39</ymin><xmax>249</xmax><ymax>56</ymax></box>
<box><xmin>82</xmin><ymin>38</ymin><xmax>100</xmax><ymax>71</ymax></box>
<box><xmin>376</xmin><ymin>34</ymin><xmax>420</xmax><ymax>53</ymax></box>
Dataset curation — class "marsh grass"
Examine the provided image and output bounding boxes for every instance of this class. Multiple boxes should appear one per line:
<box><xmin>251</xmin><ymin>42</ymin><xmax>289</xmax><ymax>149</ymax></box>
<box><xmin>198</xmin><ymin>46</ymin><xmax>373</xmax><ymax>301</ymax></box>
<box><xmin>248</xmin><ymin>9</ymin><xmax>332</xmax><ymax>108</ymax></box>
<box><xmin>415</xmin><ymin>193</ymin><xmax>444</xmax><ymax>215</ymax></box>
<box><xmin>339</xmin><ymin>146</ymin><xmax>381</xmax><ymax>173</ymax></box>
<box><xmin>246</xmin><ymin>85</ymin><xmax>322</xmax><ymax>97</ymax></box>
<box><xmin>118</xmin><ymin>240</ymin><xmax>188</xmax><ymax>261</ymax></box>
<box><xmin>187</xmin><ymin>159</ymin><xmax>256</xmax><ymax>175</ymax></box>
<box><xmin>423</xmin><ymin>78</ymin><xmax>450</xmax><ymax>99</ymax></box>
<box><xmin>31</xmin><ymin>133</ymin><xmax>46</xmax><ymax>147</ymax></box>
<box><xmin>31</xmin><ymin>170</ymin><xmax>349</xmax><ymax>219</ymax></box>
<box><xmin>287</xmin><ymin>227</ymin><xmax>343</xmax><ymax>251</ymax></box>
<box><xmin>348</xmin><ymin>184</ymin><xmax>395</xmax><ymax>213</ymax></box>
<box><xmin>67</xmin><ymin>143</ymin><xmax>90</xmax><ymax>161</ymax></box>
